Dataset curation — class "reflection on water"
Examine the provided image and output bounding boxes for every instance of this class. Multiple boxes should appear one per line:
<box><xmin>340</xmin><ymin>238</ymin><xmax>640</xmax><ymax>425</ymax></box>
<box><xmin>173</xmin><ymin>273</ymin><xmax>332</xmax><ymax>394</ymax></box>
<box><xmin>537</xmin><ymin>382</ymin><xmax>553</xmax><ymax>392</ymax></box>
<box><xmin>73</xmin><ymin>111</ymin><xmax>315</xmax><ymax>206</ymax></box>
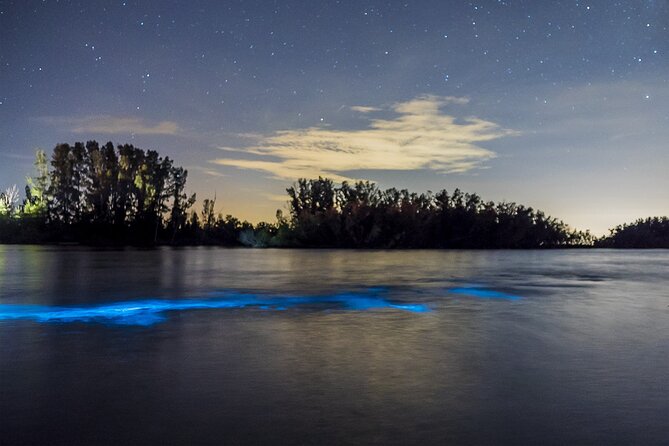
<box><xmin>0</xmin><ymin>246</ymin><xmax>668</xmax><ymax>445</ymax></box>
<box><xmin>0</xmin><ymin>289</ymin><xmax>430</xmax><ymax>326</ymax></box>
<box><xmin>448</xmin><ymin>286</ymin><xmax>522</xmax><ymax>300</ymax></box>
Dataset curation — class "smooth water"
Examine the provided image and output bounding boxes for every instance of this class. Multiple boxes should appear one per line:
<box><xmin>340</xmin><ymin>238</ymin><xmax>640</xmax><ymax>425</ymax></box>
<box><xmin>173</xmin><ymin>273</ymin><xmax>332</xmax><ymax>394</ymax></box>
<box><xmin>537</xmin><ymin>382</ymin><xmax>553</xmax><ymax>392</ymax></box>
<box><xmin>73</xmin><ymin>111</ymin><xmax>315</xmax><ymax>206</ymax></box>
<box><xmin>0</xmin><ymin>247</ymin><xmax>667</xmax><ymax>445</ymax></box>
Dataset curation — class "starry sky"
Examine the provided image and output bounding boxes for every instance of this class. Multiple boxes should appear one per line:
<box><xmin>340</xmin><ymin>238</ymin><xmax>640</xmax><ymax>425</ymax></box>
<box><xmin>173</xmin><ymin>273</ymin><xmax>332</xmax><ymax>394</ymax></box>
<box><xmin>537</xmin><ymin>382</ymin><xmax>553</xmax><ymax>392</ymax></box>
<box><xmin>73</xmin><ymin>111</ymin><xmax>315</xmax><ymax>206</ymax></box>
<box><xmin>1</xmin><ymin>0</ymin><xmax>667</xmax><ymax>234</ymax></box>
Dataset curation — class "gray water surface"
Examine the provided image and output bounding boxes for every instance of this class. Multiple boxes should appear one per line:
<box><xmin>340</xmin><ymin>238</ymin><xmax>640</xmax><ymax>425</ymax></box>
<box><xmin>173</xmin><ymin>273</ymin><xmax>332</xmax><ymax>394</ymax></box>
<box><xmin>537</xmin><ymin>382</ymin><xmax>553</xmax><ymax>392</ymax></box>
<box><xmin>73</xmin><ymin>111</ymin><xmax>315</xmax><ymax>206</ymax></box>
<box><xmin>0</xmin><ymin>247</ymin><xmax>667</xmax><ymax>445</ymax></box>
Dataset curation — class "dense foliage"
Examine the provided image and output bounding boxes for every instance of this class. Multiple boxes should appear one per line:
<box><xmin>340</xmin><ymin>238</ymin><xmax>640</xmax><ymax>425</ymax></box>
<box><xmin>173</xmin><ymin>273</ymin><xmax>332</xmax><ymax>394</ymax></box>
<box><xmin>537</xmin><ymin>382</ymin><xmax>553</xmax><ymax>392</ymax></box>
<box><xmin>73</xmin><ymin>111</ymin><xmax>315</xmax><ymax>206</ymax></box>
<box><xmin>281</xmin><ymin>177</ymin><xmax>591</xmax><ymax>248</ymax></box>
<box><xmin>1</xmin><ymin>142</ymin><xmax>224</xmax><ymax>245</ymax></box>
<box><xmin>0</xmin><ymin>142</ymin><xmax>665</xmax><ymax>248</ymax></box>
<box><xmin>596</xmin><ymin>217</ymin><xmax>669</xmax><ymax>248</ymax></box>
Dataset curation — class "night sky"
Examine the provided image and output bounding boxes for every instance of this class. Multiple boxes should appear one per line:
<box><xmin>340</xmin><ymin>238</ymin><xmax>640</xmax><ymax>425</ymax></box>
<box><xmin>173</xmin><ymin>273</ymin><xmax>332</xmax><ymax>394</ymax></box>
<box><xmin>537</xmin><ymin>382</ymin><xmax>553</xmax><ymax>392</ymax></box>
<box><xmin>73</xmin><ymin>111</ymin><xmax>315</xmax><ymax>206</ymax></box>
<box><xmin>1</xmin><ymin>0</ymin><xmax>667</xmax><ymax>234</ymax></box>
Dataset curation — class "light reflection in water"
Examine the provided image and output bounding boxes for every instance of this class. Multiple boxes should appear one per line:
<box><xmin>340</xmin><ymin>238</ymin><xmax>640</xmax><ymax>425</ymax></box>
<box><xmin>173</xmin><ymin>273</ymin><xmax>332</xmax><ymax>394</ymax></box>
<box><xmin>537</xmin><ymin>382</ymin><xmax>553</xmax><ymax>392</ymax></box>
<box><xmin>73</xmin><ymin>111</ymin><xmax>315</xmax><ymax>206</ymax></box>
<box><xmin>448</xmin><ymin>286</ymin><xmax>521</xmax><ymax>300</ymax></box>
<box><xmin>1</xmin><ymin>248</ymin><xmax>667</xmax><ymax>445</ymax></box>
<box><xmin>0</xmin><ymin>289</ymin><xmax>430</xmax><ymax>326</ymax></box>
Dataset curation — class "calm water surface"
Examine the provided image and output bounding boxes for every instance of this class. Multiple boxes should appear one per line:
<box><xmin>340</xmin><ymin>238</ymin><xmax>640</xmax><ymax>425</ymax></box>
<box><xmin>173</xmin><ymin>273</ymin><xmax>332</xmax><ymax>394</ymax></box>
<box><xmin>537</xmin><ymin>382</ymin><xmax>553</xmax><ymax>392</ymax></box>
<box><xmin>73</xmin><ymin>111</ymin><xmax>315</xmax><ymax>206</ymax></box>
<box><xmin>0</xmin><ymin>246</ymin><xmax>667</xmax><ymax>445</ymax></box>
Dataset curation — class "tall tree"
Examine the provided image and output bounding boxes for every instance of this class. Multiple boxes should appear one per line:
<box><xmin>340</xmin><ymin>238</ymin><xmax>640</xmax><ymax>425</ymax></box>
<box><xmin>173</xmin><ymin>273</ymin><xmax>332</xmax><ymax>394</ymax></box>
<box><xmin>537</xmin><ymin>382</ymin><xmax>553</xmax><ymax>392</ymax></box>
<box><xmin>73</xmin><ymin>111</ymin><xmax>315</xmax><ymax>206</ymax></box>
<box><xmin>48</xmin><ymin>143</ymin><xmax>84</xmax><ymax>223</ymax></box>
<box><xmin>0</xmin><ymin>185</ymin><xmax>20</xmax><ymax>217</ymax></box>
<box><xmin>84</xmin><ymin>140</ymin><xmax>119</xmax><ymax>224</ymax></box>
<box><xmin>23</xmin><ymin>149</ymin><xmax>49</xmax><ymax>218</ymax></box>
<box><xmin>168</xmin><ymin>167</ymin><xmax>196</xmax><ymax>243</ymax></box>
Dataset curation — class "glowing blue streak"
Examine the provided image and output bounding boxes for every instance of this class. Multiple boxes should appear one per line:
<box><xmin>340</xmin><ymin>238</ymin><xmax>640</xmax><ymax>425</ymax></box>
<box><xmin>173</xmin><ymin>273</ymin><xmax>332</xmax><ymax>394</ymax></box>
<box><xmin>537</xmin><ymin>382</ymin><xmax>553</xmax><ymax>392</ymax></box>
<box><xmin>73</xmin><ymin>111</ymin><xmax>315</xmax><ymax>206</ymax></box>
<box><xmin>448</xmin><ymin>287</ymin><xmax>521</xmax><ymax>300</ymax></box>
<box><xmin>0</xmin><ymin>291</ymin><xmax>429</xmax><ymax>326</ymax></box>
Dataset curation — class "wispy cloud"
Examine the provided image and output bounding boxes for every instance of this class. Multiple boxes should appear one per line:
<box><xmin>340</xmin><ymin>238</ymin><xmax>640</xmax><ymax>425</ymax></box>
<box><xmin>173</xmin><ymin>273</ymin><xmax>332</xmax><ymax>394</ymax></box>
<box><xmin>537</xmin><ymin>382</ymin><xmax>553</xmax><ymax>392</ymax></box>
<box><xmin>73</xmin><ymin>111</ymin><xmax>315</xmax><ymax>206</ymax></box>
<box><xmin>350</xmin><ymin>105</ymin><xmax>381</xmax><ymax>113</ymax></box>
<box><xmin>263</xmin><ymin>193</ymin><xmax>290</xmax><ymax>202</ymax></box>
<box><xmin>210</xmin><ymin>95</ymin><xmax>517</xmax><ymax>181</ymax></box>
<box><xmin>217</xmin><ymin>146</ymin><xmax>254</xmax><ymax>154</ymax></box>
<box><xmin>226</xmin><ymin>132</ymin><xmax>264</xmax><ymax>139</ymax></box>
<box><xmin>2</xmin><ymin>153</ymin><xmax>36</xmax><ymax>161</ymax></box>
<box><xmin>185</xmin><ymin>166</ymin><xmax>226</xmax><ymax>178</ymax></box>
<box><xmin>39</xmin><ymin>116</ymin><xmax>180</xmax><ymax>135</ymax></box>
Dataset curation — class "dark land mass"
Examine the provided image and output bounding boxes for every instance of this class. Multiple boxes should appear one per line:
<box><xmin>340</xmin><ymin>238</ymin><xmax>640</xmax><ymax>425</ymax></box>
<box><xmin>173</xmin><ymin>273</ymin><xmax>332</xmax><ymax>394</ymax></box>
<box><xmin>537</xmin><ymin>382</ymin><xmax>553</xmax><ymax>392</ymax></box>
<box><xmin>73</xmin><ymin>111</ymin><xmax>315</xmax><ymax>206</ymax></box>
<box><xmin>0</xmin><ymin>142</ymin><xmax>666</xmax><ymax>248</ymax></box>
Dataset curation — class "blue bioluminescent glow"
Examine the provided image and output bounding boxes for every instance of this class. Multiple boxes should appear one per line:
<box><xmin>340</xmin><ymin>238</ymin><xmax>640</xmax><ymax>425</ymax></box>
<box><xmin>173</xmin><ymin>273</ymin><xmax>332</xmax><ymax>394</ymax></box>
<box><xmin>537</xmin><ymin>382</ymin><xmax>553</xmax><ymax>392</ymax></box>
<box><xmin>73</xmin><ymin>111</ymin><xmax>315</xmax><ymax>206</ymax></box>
<box><xmin>0</xmin><ymin>290</ymin><xmax>430</xmax><ymax>326</ymax></box>
<box><xmin>448</xmin><ymin>287</ymin><xmax>521</xmax><ymax>300</ymax></box>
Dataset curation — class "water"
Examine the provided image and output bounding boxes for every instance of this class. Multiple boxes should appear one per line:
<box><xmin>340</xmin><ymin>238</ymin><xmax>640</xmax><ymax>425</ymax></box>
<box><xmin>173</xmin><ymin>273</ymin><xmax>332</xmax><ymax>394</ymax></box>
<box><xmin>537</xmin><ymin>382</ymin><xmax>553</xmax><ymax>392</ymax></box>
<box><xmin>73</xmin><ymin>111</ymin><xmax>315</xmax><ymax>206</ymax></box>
<box><xmin>0</xmin><ymin>246</ymin><xmax>667</xmax><ymax>445</ymax></box>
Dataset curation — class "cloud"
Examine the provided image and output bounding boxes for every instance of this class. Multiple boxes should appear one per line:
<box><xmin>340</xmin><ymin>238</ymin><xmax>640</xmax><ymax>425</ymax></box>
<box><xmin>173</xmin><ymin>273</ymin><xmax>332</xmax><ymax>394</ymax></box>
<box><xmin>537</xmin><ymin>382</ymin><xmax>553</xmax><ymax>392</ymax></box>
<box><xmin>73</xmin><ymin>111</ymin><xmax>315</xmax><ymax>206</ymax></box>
<box><xmin>185</xmin><ymin>166</ymin><xmax>225</xmax><ymax>178</ymax></box>
<box><xmin>217</xmin><ymin>146</ymin><xmax>254</xmax><ymax>154</ymax></box>
<box><xmin>210</xmin><ymin>95</ymin><xmax>517</xmax><ymax>181</ymax></box>
<box><xmin>350</xmin><ymin>105</ymin><xmax>381</xmax><ymax>113</ymax></box>
<box><xmin>39</xmin><ymin>116</ymin><xmax>180</xmax><ymax>135</ymax></box>
<box><xmin>263</xmin><ymin>193</ymin><xmax>290</xmax><ymax>202</ymax></box>
<box><xmin>2</xmin><ymin>153</ymin><xmax>35</xmax><ymax>160</ymax></box>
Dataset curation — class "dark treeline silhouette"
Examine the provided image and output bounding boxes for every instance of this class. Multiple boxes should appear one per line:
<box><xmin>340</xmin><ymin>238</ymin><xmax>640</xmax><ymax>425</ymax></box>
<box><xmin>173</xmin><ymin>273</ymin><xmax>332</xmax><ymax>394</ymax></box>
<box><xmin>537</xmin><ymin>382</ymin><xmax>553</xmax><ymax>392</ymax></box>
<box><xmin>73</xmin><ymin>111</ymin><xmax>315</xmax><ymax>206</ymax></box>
<box><xmin>279</xmin><ymin>177</ymin><xmax>592</xmax><ymax>248</ymax></box>
<box><xmin>0</xmin><ymin>142</ymin><xmax>242</xmax><ymax>245</ymax></box>
<box><xmin>0</xmin><ymin>143</ymin><xmax>666</xmax><ymax>248</ymax></box>
<box><xmin>595</xmin><ymin>217</ymin><xmax>669</xmax><ymax>248</ymax></box>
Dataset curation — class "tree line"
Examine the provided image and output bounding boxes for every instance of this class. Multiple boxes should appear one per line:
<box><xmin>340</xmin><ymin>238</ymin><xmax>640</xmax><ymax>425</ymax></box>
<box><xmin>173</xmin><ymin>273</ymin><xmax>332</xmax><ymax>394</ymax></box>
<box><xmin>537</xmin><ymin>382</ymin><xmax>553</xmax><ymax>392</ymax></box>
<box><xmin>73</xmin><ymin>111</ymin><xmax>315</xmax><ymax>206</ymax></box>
<box><xmin>278</xmin><ymin>177</ymin><xmax>592</xmax><ymax>248</ymax></box>
<box><xmin>0</xmin><ymin>142</ymin><xmax>666</xmax><ymax>248</ymax></box>
<box><xmin>594</xmin><ymin>217</ymin><xmax>669</xmax><ymax>248</ymax></box>
<box><xmin>0</xmin><ymin>141</ymin><xmax>199</xmax><ymax>245</ymax></box>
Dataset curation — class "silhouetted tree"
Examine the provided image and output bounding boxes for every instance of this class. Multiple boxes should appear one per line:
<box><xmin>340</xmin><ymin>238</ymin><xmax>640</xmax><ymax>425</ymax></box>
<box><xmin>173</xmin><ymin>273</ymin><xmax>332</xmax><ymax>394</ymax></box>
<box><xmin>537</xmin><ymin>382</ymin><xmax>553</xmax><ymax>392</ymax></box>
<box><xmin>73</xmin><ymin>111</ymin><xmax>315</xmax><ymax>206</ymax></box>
<box><xmin>3</xmin><ymin>144</ymin><xmax>665</xmax><ymax>249</ymax></box>
<box><xmin>168</xmin><ymin>167</ymin><xmax>196</xmax><ymax>243</ymax></box>
<box><xmin>286</xmin><ymin>177</ymin><xmax>340</xmax><ymax>246</ymax></box>
<box><xmin>48</xmin><ymin>143</ymin><xmax>85</xmax><ymax>223</ymax></box>
<box><xmin>3</xmin><ymin>142</ymin><xmax>201</xmax><ymax>244</ymax></box>
<box><xmin>281</xmin><ymin>177</ymin><xmax>590</xmax><ymax>249</ymax></box>
<box><xmin>596</xmin><ymin>217</ymin><xmax>669</xmax><ymax>248</ymax></box>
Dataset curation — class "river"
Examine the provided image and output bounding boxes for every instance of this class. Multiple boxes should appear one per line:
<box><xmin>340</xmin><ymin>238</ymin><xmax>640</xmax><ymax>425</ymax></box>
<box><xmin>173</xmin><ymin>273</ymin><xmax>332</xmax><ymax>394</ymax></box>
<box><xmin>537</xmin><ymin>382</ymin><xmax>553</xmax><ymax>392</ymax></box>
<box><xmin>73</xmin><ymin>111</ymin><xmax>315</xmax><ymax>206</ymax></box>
<box><xmin>1</xmin><ymin>246</ymin><xmax>667</xmax><ymax>445</ymax></box>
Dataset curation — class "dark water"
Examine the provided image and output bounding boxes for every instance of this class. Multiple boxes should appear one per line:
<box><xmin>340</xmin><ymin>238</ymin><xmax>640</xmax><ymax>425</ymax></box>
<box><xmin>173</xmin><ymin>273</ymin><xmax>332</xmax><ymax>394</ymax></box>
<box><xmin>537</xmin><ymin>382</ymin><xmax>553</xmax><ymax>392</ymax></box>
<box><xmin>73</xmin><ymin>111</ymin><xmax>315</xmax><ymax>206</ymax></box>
<box><xmin>0</xmin><ymin>247</ymin><xmax>667</xmax><ymax>445</ymax></box>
